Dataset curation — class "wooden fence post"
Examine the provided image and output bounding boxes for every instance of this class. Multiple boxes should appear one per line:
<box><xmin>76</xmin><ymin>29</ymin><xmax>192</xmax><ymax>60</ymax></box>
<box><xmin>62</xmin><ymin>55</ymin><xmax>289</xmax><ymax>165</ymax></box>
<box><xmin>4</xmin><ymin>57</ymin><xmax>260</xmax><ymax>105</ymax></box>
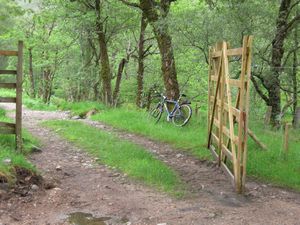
<box><xmin>264</xmin><ymin>106</ymin><xmax>272</xmax><ymax>126</ymax></box>
<box><xmin>283</xmin><ymin>123</ymin><xmax>291</xmax><ymax>157</ymax></box>
<box><xmin>16</xmin><ymin>41</ymin><xmax>23</xmax><ymax>152</ymax></box>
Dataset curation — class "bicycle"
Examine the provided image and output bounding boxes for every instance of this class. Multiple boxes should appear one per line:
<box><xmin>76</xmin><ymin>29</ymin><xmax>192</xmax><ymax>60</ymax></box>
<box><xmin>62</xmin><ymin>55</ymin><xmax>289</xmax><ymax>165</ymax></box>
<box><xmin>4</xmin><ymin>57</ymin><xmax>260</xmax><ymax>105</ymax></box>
<box><xmin>149</xmin><ymin>91</ymin><xmax>192</xmax><ymax>127</ymax></box>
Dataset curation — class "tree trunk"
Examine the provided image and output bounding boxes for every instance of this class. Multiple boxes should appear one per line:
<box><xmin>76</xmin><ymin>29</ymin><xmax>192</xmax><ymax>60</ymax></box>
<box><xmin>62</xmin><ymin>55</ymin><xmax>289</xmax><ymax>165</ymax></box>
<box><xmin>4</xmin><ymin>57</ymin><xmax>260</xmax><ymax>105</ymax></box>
<box><xmin>136</xmin><ymin>13</ymin><xmax>147</xmax><ymax>107</ymax></box>
<box><xmin>268</xmin><ymin>0</ymin><xmax>292</xmax><ymax>127</ymax></box>
<box><xmin>155</xmin><ymin>28</ymin><xmax>180</xmax><ymax>99</ymax></box>
<box><xmin>28</xmin><ymin>48</ymin><xmax>35</xmax><ymax>98</ymax></box>
<box><xmin>42</xmin><ymin>69</ymin><xmax>52</xmax><ymax>104</ymax></box>
<box><xmin>113</xmin><ymin>58</ymin><xmax>127</xmax><ymax>106</ymax></box>
<box><xmin>96</xmin><ymin>0</ymin><xmax>112</xmax><ymax>105</ymax></box>
<box><xmin>140</xmin><ymin>0</ymin><xmax>180</xmax><ymax>100</ymax></box>
<box><xmin>93</xmin><ymin>81</ymin><xmax>100</xmax><ymax>101</ymax></box>
<box><xmin>293</xmin><ymin>107</ymin><xmax>300</xmax><ymax>128</ymax></box>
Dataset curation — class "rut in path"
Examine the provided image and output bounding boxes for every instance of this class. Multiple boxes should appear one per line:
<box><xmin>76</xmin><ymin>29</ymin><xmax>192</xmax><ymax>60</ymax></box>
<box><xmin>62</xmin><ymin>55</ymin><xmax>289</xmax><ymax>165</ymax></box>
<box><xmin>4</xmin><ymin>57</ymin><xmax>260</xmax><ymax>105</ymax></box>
<box><xmin>82</xmin><ymin>119</ymin><xmax>235</xmax><ymax>197</ymax></box>
<box><xmin>0</xmin><ymin>104</ymin><xmax>300</xmax><ymax>225</ymax></box>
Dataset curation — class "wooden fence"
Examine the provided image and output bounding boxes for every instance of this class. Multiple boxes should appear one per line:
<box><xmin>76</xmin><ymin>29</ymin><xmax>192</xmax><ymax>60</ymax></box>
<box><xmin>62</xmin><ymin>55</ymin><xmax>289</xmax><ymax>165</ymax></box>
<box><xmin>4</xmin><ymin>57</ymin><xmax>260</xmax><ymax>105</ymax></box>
<box><xmin>0</xmin><ymin>41</ymin><xmax>23</xmax><ymax>151</ymax></box>
<box><xmin>207</xmin><ymin>36</ymin><xmax>253</xmax><ymax>193</ymax></box>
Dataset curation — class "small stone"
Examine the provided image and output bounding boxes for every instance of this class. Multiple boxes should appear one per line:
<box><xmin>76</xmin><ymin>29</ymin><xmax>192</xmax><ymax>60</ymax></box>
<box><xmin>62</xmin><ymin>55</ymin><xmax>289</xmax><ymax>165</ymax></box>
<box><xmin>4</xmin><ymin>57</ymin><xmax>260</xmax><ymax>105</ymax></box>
<box><xmin>71</xmin><ymin>116</ymin><xmax>81</xmax><ymax>120</ymax></box>
<box><xmin>31</xmin><ymin>184</ymin><xmax>39</xmax><ymax>191</ymax></box>
<box><xmin>3</xmin><ymin>158</ymin><xmax>11</xmax><ymax>165</ymax></box>
<box><xmin>157</xmin><ymin>223</ymin><xmax>167</xmax><ymax>225</ymax></box>
<box><xmin>110</xmin><ymin>173</ymin><xmax>120</xmax><ymax>177</ymax></box>
<box><xmin>176</xmin><ymin>154</ymin><xmax>183</xmax><ymax>158</ymax></box>
<box><xmin>56</xmin><ymin>165</ymin><xmax>62</xmax><ymax>171</ymax></box>
<box><xmin>108</xmin><ymin>202</ymin><xmax>113</xmax><ymax>206</ymax></box>
<box><xmin>31</xmin><ymin>146</ymin><xmax>42</xmax><ymax>153</ymax></box>
<box><xmin>44</xmin><ymin>181</ymin><xmax>56</xmax><ymax>190</ymax></box>
<box><xmin>205</xmin><ymin>213</ymin><xmax>217</xmax><ymax>219</ymax></box>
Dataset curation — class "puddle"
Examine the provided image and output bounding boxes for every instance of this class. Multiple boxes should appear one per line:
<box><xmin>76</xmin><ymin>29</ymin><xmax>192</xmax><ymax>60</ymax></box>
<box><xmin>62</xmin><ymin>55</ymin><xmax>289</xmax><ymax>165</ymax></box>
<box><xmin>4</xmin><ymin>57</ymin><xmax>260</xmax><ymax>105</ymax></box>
<box><xmin>68</xmin><ymin>212</ymin><xmax>111</xmax><ymax>225</ymax></box>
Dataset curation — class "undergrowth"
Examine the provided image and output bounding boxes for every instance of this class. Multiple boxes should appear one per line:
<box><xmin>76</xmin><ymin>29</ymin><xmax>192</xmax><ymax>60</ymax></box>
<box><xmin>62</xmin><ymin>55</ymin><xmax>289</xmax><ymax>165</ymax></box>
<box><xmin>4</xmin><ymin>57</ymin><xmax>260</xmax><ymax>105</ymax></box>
<box><xmin>0</xmin><ymin>107</ymin><xmax>38</xmax><ymax>185</ymax></box>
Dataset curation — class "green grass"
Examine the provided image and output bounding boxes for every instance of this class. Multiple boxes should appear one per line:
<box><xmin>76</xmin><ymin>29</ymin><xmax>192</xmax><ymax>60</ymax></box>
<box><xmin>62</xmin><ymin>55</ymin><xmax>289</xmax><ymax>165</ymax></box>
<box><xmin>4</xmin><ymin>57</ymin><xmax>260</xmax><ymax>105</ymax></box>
<box><xmin>0</xmin><ymin>89</ymin><xmax>57</xmax><ymax>111</ymax></box>
<box><xmin>43</xmin><ymin>120</ymin><xmax>184</xmax><ymax>195</ymax></box>
<box><xmin>247</xmin><ymin>122</ymin><xmax>300</xmax><ymax>190</ymax></box>
<box><xmin>56</xmin><ymin>101</ymin><xmax>106</xmax><ymax>117</ymax></box>
<box><xmin>92</xmin><ymin>107</ymin><xmax>300</xmax><ymax>191</ymax></box>
<box><xmin>92</xmin><ymin>108</ymin><xmax>211</xmax><ymax>159</ymax></box>
<box><xmin>0</xmin><ymin>108</ymin><xmax>38</xmax><ymax>184</ymax></box>
<box><xmin>0</xmin><ymin>89</ymin><xmax>106</xmax><ymax>115</ymax></box>
<box><xmin>23</xmin><ymin>98</ymin><xmax>57</xmax><ymax>111</ymax></box>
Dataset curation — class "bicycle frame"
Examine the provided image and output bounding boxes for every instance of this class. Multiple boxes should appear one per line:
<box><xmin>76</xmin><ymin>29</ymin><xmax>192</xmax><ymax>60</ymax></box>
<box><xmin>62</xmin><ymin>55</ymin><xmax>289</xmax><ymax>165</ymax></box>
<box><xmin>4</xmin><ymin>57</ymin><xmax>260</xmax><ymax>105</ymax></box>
<box><xmin>161</xmin><ymin>98</ymin><xmax>180</xmax><ymax>119</ymax></box>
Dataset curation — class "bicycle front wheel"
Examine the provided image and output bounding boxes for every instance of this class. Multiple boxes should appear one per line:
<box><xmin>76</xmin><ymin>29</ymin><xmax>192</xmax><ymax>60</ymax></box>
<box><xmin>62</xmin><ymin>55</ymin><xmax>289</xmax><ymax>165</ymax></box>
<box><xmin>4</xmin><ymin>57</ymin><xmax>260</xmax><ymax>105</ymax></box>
<box><xmin>172</xmin><ymin>104</ymin><xmax>192</xmax><ymax>127</ymax></box>
<box><xmin>149</xmin><ymin>103</ymin><xmax>163</xmax><ymax>123</ymax></box>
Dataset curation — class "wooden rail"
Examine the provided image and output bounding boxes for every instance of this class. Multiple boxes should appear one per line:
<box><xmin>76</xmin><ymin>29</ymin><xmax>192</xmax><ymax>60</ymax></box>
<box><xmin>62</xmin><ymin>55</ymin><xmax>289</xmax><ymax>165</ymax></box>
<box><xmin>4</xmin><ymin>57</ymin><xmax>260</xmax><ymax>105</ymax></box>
<box><xmin>0</xmin><ymin>41</ymin><xmax>23</xmax><ymax>151</ymax></box>
<box><xmin>0</xmin><ymin>70</ymin><xmax>17</xmax><ymax>75</ymax></box>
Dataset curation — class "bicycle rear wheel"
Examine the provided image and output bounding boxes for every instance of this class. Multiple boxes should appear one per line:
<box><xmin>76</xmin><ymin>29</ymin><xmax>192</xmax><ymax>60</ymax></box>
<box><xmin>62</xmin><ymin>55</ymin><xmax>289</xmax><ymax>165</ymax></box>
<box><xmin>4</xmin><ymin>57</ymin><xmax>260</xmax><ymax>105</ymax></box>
<box><xmin>149</xmin><ymin>103</ymin><xmax>163</xmax><ymax>123</ymax></box>
<box><xmin>172</xmin><ymin>104</ymin><xmax>192</xmax><ymax>127</ymax></box>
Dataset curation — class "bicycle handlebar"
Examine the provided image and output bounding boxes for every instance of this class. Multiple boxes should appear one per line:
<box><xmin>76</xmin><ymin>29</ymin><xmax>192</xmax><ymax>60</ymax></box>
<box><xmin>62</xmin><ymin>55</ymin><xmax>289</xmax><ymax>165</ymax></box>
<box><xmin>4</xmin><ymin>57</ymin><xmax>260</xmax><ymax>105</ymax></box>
<box><xmin>153</xmin><ymin>90</ymin><xmax>187</xmax><ymax>101</ymax></box>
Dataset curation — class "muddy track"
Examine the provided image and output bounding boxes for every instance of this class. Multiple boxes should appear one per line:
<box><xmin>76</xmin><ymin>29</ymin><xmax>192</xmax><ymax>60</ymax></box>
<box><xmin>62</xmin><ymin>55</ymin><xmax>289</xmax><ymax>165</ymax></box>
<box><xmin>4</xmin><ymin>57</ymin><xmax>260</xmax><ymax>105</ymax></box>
<box><xmin>0</xmin><ymin>104</ymin><xmax>300</xmax><ymax>225</ymax></box>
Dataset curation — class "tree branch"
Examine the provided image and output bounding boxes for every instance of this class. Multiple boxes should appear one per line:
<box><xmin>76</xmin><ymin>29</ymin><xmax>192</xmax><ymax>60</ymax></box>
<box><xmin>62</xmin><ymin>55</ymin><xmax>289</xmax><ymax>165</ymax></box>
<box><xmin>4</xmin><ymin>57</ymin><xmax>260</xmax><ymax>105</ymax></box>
<box><xmin>290</xmin><ymin>0</ymin><xmax>300</xmax><ymax>11</ymax></box>
<box><xmin>280</xmin><ymin>98</ymin><xmax>297</xmax><ymax>119</ymax></box>
<box><xmin>119</xmin><ymin>0</ymin><xmax>140</xmax><ymax>8</ymax></box>
<box><xmin>283</xmin><ymin>45</ymin><xmax>300</xmax><ymax>66</ymax></box>
<box><xmin>142</xmin><ymin>44</ymin><xmax>153</xmax><ymax>57</ymax></box>
<box><xmin>251</xmin><ymin>76</ymin><xmax>270</xmax><ymax>104</ymax></box>
<box><xmin>280</xmin><ymin>85</ymin><xmax>300</xmax><ymax>94</ymax></box>
<box><xmin>252</xmin><ymin>71</ymin><xmax>269</xmax><ymax>90</ymax></box>
<box><xmin>286</xmin><ymin>13</ymin><xmax>300</xmax><ymax>32</ymax></box>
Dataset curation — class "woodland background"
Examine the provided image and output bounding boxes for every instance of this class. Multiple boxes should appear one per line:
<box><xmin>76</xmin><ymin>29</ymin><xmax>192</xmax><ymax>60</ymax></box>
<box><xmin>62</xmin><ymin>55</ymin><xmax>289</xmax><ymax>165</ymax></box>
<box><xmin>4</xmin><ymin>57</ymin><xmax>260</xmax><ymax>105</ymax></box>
<box><xmin>0</xmin><ymin>0</ymin><xmax>299</xmax><ymax>128</ymax></box>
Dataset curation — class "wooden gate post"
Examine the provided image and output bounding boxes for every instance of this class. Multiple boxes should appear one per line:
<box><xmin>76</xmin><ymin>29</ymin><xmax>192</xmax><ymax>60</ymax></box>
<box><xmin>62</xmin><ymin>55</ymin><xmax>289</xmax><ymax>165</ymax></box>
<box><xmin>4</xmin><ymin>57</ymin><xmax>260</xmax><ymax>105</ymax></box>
<box><xmin>0</xmin><ymin>41</ymin><xmax>23</xmax><ymax>151</ymax></box>
<box><xmin>16</xmin><ymin>41</ymin><xmax>23</xmax><ymax>152</ymax></box>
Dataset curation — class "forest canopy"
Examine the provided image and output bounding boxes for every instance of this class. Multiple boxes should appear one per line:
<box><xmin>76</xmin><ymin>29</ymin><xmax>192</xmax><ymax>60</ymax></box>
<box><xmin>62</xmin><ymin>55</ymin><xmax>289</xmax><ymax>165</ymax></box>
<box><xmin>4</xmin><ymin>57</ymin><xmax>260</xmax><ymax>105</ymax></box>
<box><xmin>0</xmin><ymin>0</ymin><xmax>299</xmax><ymax>127</ymax></box>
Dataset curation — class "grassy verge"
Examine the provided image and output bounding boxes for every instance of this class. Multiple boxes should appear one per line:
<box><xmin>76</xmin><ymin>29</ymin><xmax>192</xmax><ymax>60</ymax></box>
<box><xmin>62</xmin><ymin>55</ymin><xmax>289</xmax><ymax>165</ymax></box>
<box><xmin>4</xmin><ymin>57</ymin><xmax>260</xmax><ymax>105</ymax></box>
<box><xmin>92</xmin><ymin>107</ymin><xmax>300</xmax><ymax>191</ymax></box>
<box><xmin>0</xmin><ymin>108</ymin><xmax>38</xmax><ymax>185</ymax></box>
<box><xmin>56</xmin><ymin>100</ymin><xmax>106</xmax><ymax>117</ymax></box>
<box><xmin>247</xmin><ymin>122</ymin><xmax>300</xmax><ymax>190</ymax></box>
<box><xmin>92</xmin><ymin>108</ymin><xmax>211</xmax><ymax>159</ymax></box>
<box><xmin>43</xmin><ymin>120</ymin><xmax>184</xmax><ymax>196</ymax></box>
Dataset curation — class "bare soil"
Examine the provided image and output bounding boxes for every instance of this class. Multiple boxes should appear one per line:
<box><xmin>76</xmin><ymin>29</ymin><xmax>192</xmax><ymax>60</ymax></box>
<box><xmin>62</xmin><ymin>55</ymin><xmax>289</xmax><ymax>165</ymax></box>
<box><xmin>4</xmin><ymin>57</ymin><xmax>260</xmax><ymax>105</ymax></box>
<box><xmin>0</xmin><ymin>104</ymin><xmax>300</xmax><ymax>225</ymax></box>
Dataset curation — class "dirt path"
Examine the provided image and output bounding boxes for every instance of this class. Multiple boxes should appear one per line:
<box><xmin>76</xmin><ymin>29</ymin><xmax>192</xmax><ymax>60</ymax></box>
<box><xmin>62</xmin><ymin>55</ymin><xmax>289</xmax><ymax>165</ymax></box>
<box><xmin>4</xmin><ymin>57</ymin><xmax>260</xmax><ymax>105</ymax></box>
<box><xmin>0</xmin><ymin>104</ymin><xmax>300</xmax><ymax>225</ymax></box>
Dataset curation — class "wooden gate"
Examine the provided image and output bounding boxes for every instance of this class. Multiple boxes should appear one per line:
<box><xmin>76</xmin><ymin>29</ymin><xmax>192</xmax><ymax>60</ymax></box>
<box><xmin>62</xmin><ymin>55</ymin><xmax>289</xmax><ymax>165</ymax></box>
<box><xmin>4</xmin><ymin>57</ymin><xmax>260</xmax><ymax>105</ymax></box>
<box><xmin>0</xmin><ymin>41</ymin><xmax>23</xmax><ymax>151</ymax></box>
<box><xmin>207</xmin><ymin>36</ymin><xmax>253</xmax><ymax>193</ymax></box>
